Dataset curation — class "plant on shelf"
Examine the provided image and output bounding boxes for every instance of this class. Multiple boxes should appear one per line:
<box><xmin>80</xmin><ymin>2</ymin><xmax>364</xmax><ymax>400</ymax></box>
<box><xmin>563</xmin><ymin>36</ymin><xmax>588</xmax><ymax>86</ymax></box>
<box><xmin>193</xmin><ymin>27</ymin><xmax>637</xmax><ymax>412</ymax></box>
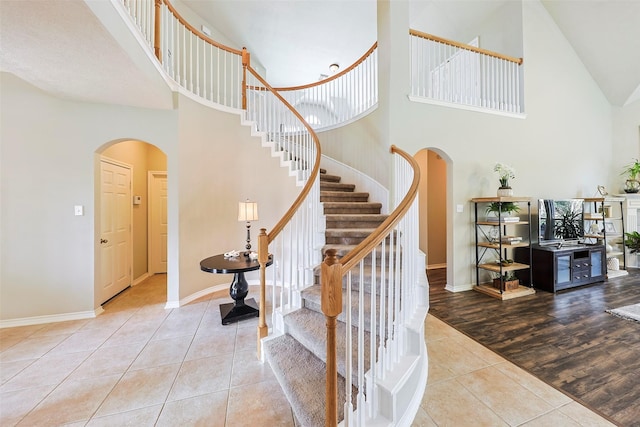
<box><xmin>485</xmin><ymin>201</ymin><xmax>520</xmax><ymax>216</ymax></box>
<box><xmin>492</xmin><ymin>271</ymin><xmax>519</xmax><ymax>290</ymax></box>
<box><xmin>624</xmin><ymin>231</ymin><xmax>640</xmax><ymax>254</ymax></box>
<box><xmin>494</xmin><ymin>163</ymin><xmax>516</xmax><ymax>189</ymax></box>
<box><xmin>621</xmin><ymin>158</ymin><xmax>640</xmax><ymax>193</ymax></box>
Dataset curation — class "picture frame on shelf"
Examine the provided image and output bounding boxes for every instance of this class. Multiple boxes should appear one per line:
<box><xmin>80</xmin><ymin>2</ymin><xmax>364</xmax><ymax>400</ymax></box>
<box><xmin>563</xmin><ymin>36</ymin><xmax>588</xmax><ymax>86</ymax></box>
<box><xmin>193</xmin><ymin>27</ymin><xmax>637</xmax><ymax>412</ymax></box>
<box><xmin>598</xmin><ymin>205</ymin><xmax>612</xmax><ymax>218</ymax></box>
<box><xmin>604</xmin><ymin>222</ymin><xmax>616</xmax><ymax>233</ymax></box>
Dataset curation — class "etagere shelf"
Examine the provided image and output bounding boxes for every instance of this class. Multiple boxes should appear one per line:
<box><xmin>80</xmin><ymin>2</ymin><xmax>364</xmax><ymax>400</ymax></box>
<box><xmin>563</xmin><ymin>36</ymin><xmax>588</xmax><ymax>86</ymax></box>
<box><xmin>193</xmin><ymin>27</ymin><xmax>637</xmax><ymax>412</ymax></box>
<box><xmin>471</xmin><ymin>197</ymin><xmax>535</xmax><ymax>300</ymax></box>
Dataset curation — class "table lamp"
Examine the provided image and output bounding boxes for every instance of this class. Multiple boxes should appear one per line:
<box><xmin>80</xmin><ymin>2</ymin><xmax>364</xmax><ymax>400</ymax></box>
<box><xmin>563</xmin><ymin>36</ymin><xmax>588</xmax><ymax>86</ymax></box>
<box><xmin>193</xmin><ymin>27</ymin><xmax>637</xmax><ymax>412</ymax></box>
<box><xmin>238</xmin><ymin>199</ymin><xmax>258</xmax><ymax>256</ymax></box>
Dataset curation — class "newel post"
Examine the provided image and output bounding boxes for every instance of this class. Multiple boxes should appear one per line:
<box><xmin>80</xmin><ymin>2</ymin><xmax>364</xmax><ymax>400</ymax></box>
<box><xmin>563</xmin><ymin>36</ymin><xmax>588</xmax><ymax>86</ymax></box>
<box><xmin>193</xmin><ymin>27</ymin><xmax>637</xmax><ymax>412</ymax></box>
<box><xmin>242</xmin><ymin>47</ymin><xmax>250</xmax><ymax>110</ymax></box>
<box><xmin>321</xmin><ymin>249</ymin><xmax>343</xmax><ymax>427</ymax></box>
<box><xmin>256</xmin><ymin>228</ymin><xmax>268</xmax><ymax>359</ymax></box>
<box><xmin>154</xmin><ymin>0</ymin><xmax>162</xmax><ymax>61</ymax></box>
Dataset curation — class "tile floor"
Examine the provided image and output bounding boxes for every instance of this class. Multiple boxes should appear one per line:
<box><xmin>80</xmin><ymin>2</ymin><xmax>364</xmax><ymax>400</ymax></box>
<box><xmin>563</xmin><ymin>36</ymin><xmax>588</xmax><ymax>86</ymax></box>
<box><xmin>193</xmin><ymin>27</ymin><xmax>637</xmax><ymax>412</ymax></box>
<box><xmin>0</xmin><ymin>275</ymin><xmax>615</xmax><ymax>426</ymax></box>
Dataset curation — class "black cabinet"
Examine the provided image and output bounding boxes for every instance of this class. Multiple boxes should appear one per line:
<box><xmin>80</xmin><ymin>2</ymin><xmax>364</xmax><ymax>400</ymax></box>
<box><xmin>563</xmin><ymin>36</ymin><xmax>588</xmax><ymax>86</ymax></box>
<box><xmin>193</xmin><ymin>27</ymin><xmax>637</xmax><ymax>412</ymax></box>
<box><xmin>516</xmin><ymin>244</ymin><xmax>606</xmax><ymax>292</ymax></box>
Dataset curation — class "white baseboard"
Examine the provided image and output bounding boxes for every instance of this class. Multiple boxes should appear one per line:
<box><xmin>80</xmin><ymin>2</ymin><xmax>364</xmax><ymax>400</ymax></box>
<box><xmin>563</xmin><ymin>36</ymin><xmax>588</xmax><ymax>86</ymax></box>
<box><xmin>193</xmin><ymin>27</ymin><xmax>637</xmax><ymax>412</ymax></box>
<box><xmin>132</xmin><ymin>272</ymin><xmax>150</xmax><ymax>286</ymax></box>
<box><xmin>0</xmin><ymin>307</ymin><xmax>103</xmax><ymax>329</ymax></box>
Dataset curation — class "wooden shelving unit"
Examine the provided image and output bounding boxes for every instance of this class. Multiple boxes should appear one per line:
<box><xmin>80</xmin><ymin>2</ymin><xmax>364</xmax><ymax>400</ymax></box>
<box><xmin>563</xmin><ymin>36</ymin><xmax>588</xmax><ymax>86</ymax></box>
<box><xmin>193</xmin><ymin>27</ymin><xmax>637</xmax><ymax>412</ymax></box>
<box><xmin>471</xmin><ymin>197</ymin><xmax>535</xmax><ymax>300</ymax></box>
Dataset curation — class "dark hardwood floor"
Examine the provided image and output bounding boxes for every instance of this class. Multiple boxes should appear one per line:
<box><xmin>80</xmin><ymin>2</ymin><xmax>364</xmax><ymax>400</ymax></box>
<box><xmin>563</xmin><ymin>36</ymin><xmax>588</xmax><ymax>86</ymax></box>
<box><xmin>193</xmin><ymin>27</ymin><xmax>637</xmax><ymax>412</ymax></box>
<box><xmin>427</xmin><ymin>268</ymin><xmax>640</xmax><ymax>427</ymax></box>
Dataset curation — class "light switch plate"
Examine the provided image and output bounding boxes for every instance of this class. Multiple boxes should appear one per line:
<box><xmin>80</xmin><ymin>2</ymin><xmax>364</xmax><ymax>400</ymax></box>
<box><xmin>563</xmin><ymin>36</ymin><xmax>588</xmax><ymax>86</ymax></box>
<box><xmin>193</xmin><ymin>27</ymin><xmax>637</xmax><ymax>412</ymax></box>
<box><xmin>74</xmin><ymin>205</ymin><xmax>84</xmax><ymax>216</ymax></box>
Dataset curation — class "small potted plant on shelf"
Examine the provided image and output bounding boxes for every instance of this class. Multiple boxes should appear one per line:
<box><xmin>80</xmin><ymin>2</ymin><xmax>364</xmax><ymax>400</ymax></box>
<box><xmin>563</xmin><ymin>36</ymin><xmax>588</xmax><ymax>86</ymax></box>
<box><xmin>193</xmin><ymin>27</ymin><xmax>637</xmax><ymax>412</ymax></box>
<box><xmin>494</xmin><ymin>163</ymin><xmax>516</xmax><ymax>196</ymax></box>
<box><xmin>624</xmin><ymin>231</ymin><xmax>640</xmax><ymax>254</ymax></box>
<box><xmin>492</xmin><ymin>271</ymin><xmax>520</xmax><ymax>291</ymax></box>
<box><xmin>485</xmin><ymin>201</ymin><xmax>520</xmax><ymax>222</ymax></box>
<box><xmin>621</xmin><ymin>158</ymin><xmax>640</xmax><ymax>193</ymax></box>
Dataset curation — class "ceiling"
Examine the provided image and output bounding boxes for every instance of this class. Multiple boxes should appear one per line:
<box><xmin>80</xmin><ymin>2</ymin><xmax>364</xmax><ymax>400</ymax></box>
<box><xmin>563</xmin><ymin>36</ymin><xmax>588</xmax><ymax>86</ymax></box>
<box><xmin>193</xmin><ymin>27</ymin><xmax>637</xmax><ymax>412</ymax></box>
<box><xmin>0</xmin><ymin>1</ymin><xmax>638</xmax><ymax>107</ymax></box>
<box><xmin>183</xmin><ymin>0</ymin><xmax>640</xmax><ymax>106</ymax></box>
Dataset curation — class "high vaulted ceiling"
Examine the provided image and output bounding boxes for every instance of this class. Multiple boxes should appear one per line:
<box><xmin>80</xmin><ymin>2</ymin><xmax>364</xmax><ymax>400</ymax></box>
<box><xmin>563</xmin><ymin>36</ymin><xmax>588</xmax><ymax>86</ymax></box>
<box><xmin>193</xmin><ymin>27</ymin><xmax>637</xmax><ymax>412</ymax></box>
<box><xmin>1</xmin><ymin>1</ymin><xmax>638</xmax><ymax>107</ymax></box>
<box><xmin>183</xmin><ymin>0</ymin><xmax>640</xmax><ymax>106</ymax></box>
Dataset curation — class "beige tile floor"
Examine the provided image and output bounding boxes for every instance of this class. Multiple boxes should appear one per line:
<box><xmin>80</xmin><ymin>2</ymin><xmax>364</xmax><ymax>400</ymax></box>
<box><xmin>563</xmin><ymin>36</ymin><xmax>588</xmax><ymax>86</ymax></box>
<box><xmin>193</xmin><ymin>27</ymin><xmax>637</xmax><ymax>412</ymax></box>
<box><xmin>0</xmin><ymin>275</ymin><xmax>614</xmax><ymax>426</ymax></box>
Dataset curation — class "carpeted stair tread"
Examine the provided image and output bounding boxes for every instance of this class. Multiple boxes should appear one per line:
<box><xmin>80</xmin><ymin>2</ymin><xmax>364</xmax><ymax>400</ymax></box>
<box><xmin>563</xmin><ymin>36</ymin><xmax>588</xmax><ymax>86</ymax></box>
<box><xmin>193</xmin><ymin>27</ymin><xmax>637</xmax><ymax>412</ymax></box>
<box><xmin>320</xmin><ymin>191</ymin><xmax>370</xmax><ymax>202</ymax></box>
<box><xmin>319</xmin><ymin>173</ymin><xmax>341</xmax><ymax>183</ymax></box>
<box><xmin>320</xmin><ymin>182</ymin><xmax>356</xmax><ymax>191</ymax></box>
<box><xmin>325</xmin><ymin>228</ymin><xmax>376</xmax><ymax>245</ymax></box>
<box><xmin>263</xmin><ymin>334</ymin><xmax>351</xmax><ymax>427</ymax></box>
<box><xmin>326</xmin><ymin>214</ymin><xmax>388</xmax><ymax>229</ymax></box>
<box><xmin>323</xmin><ymin>202</ymin><xmax>382</xmax><ymax>215</ymax></box>
<box><xmin>312</xmin><ymin>264</ymin><xmax>392</xmax><ymax>295</ymax></box>
<box><xmin>302</xmin><ymin>284</ymin><xmax>383</xmax><ymax>333</ymax></box>
<box><xmin>284</xmin><ymin>308</ymin><xmax>372</xmax><ymax>386</ymax></box>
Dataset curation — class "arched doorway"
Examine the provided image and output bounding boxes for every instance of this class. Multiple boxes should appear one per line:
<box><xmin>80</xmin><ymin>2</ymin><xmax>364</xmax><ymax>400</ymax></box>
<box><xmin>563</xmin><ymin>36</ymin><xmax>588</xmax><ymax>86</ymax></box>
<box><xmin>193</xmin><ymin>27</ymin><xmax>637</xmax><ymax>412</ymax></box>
<box><xmin>416</xmin><ymin>148</ymin><xmax>451</xmax><ymax>289</ymax></box>
<box><xmin>95</xmin><ymin>139</ymin><xmax>168</xmax><ymax>306</ymax></box>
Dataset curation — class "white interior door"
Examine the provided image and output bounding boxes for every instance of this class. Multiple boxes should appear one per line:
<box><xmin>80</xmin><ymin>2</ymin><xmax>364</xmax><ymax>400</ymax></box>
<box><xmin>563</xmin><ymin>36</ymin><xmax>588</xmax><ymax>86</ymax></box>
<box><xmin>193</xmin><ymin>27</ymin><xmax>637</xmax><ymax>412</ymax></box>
<box><xmin>100</xmin><ymin>159</ymin><xmax>132</xmax><ymax>304</ymax></box>
<box><xmin>149</xmin><ymin>172</ymin><xmax>168</xmax><ymax>274</ymax></box>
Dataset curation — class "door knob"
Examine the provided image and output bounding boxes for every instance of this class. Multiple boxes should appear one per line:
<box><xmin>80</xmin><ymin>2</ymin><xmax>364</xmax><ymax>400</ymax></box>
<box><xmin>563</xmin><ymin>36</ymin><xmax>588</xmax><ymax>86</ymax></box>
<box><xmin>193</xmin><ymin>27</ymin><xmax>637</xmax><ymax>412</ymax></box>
<box><xmin>100</xmin><ymin>239</ymin><xmax>108</xmax><ymax>244</ymax></box>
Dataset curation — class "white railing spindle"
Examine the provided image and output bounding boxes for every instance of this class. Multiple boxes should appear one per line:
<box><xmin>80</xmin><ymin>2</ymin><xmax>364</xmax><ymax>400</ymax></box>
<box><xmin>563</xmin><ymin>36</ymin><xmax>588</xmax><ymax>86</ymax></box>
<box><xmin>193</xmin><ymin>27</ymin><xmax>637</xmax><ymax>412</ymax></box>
<box><xmin>410</xmin><ymin>29</ymin><xmax>523</xmax><ymax>114</ymax></box>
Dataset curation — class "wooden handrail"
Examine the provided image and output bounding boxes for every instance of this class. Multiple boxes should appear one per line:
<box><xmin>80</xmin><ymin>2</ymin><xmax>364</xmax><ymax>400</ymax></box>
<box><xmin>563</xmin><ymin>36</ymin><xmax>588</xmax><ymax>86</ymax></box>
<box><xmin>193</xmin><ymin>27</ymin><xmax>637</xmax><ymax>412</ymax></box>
<box><xmin>161</xmin><ymin>0</ymin><xmax>243</xmax><ymax>55</ymax></box>
<box><xmin>272</xmin><ymin>42</ymin><xmax>378</xmax><ymax>92</ymax></box>
<box><xmin>410</xmin><ymin>28</ymin><xmax>523</xmax><ymax>65</ymax></box>
<box><xmin>249</xmin><ymin>65</ymin><xmax>322</xmax><ymax>360</ymax></box>
<box><xmin>320</xmin><ymin>145</ymin><xmax>420</xmax><ymax>427</ymax></box>
<box><xmin>245</xmin><ymin>66</ymin><xmax>322</xmax><ymax>244</ymax></box>
<box><xmin>338</xmin><ymin>145</ymin><xmax>421</xmax><ymax>272</ymax></box>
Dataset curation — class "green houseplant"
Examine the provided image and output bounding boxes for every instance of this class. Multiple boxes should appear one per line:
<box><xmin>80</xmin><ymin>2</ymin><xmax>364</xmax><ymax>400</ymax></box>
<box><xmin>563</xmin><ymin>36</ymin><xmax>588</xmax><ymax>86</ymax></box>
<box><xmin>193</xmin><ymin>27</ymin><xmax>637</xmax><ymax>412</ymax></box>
<box><xmin>621</xmin><ymin>158</ymin><xmax>640</xmax><ymax>193</ymax></box>
<box><xmin>485</xmin><ymin>201</ymin><xmax>520</xmax><ymax>216</ymax></box>
<box><xmin>624</xmin><ymin>231</ymin><xmax>640</xmax><ymax>254</ymax></box>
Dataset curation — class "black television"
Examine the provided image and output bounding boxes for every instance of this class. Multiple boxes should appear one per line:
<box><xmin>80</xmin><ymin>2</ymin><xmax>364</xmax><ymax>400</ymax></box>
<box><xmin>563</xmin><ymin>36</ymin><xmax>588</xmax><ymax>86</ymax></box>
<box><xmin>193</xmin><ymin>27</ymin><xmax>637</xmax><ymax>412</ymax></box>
<box><xmin>538</xmin><ymin>199</ymin><xmax>585</xmax><ymax>246</ymax></box>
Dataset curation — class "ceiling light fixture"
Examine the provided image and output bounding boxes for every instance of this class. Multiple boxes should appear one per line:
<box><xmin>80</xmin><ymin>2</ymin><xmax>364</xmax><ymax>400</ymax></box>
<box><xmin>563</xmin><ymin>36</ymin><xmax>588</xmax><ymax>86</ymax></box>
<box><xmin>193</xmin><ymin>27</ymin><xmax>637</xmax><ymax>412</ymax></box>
<box><xmin>329</xmin><ymin>63</ymin><xmax>340</xmax><ymax>73</ymax></box>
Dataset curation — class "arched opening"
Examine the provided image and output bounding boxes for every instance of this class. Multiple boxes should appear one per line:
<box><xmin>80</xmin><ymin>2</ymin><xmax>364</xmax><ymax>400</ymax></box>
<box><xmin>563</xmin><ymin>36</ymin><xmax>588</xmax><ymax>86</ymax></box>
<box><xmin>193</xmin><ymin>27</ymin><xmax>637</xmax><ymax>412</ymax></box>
<box><xmin>95</xmin><ymin>139</ymin><xmax>168</xmax><ymax>308</ymax></box>
<box><xmin>416</xmin><ymin>148</ymin><xmax>451</xmax><ymax>291</ymax></box>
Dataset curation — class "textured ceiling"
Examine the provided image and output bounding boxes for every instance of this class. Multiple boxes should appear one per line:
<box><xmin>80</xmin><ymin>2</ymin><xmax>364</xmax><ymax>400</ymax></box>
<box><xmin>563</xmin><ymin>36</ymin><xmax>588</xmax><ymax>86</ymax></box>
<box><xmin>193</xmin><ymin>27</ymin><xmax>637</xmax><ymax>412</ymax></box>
<box><xmin>0</xmin><ymin>0</ymin><xmax>173</xmax><ymax>109</ymax></box>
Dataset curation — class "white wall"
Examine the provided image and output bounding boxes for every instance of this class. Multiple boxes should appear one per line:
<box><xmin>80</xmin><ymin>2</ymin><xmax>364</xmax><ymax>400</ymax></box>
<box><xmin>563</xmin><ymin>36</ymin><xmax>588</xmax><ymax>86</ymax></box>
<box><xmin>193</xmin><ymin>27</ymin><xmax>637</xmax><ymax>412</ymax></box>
<box><xmin>0</xmin><ymin>72</ymin><xmax>177</xmax><ymax>321</ymax></box>
<box><xmin>318</xmin><ymin>0</ymin><xmax>614</xmax><ymax>292</ymax></box>
<box><xmin>0</xmin><ymin>73</ymin><xmax>299</xmax><ymax>323</ymax></box>
<box><xmin>612</xmin><ymin>99</ymin><xmax>640</xmax><ymax>192</ymax></box>
<box><xmin>175</xmin><ymin>93</ymin><xmax>299</xmax><ymax>301</ymax></box>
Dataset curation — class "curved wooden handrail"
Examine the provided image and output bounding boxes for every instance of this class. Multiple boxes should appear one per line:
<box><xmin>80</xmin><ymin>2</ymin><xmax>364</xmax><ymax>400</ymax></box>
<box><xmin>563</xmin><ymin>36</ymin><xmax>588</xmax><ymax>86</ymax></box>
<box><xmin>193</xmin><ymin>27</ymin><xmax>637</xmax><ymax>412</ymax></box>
<box><xmin>161</xmin><ymin>0</ymin><xmax>243</xmax><ymax>55</ymax></box>
<box><xmin>410</xmin><ymin>28</ymin><xmax>523</xmax><ymax>65</ymax></box>
<box><xmin>338</xmin><ymin>145</ymin><xmax>420</xmax><ymax>272</ymax></box>
<box><xmin>321</xmin><ymin>144</ymin><xmax>419</xmax><ymax>426</ymax></box>
<box><xmin>272</xmin><ymin>42</ymin><xmax>378</xmax><ymax>92</ymax></box>
<box><xmin>245</xmin><ymin>66</ymin><xmax>322</xmax><ymax>244</ymax></box>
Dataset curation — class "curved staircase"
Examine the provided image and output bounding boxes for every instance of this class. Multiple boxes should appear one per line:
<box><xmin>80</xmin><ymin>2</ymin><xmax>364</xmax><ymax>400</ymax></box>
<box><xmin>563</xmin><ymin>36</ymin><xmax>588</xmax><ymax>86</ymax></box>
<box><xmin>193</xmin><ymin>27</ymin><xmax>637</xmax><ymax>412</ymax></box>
<box><xmin>264</xmin><ymin>169</ymin><xmax>388</xmax><ymax>426</ymax></box>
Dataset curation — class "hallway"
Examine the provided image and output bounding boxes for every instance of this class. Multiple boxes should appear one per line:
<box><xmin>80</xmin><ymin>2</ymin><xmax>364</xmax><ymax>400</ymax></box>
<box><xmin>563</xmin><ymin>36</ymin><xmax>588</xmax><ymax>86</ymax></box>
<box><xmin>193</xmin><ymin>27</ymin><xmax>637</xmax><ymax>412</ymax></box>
<box><xmin>0</xmin><ymin>274</ymin><xmax>613</xmax><ymax>426</ymax></box>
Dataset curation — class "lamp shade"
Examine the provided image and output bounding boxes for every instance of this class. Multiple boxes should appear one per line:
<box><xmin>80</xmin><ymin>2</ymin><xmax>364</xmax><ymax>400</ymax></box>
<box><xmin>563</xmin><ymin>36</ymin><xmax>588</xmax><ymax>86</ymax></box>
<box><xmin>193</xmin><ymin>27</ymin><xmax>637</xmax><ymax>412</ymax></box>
<box><xmin>238</xmin><ymin>201</ymin><xmax>258</xmax><ymax>222</ymax></box>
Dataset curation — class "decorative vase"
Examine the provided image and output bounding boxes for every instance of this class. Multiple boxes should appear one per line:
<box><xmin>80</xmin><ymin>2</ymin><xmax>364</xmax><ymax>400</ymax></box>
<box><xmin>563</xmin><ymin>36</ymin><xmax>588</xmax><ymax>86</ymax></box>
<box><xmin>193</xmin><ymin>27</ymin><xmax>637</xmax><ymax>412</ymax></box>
<box><xmin>624</xmin><ymin>179</ymin><xmax>640</xmax><ymax>193</ymax></box>
<box><xmin>497</xmin><ymin>186</ymin><xmax>513</xmax><ymax>197</ymax></box>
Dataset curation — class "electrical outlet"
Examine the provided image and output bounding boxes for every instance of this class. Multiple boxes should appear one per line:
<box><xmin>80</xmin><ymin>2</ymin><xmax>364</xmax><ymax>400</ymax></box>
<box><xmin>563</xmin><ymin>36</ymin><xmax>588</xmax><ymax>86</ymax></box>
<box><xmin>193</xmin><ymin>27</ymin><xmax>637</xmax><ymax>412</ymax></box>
<box><xmin>74</xmin><ymin>205</ymin><xmax>84</xmax><ymax>216</ymax></box>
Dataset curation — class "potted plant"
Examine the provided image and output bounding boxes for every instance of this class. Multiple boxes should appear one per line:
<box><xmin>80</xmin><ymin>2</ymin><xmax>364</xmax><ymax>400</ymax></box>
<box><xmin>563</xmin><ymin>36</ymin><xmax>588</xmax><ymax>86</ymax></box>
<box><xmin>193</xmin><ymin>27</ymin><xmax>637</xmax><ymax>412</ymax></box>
<box><xmin>624</xmin><ymin>231</ymin><xmax>640</xmax><ymax>254</ymax></box>
<box><xmin>492</xmin><ymin>271</ymin><xmax>519</xmax><ymax>291</ymax></box>
<box><xmin>494</xmin><ymin>163</ymin><xmax>516</xmax><ymax>196</ymax></box>
<box><xmin>485</xmin><ymin>201</ymin><xmax>520</xmax><ymax>218</ymax></box>
<box><xmin>621</xmin><ymin>158</ymin><xmax>640</xmax><ymax>193</ymax></box>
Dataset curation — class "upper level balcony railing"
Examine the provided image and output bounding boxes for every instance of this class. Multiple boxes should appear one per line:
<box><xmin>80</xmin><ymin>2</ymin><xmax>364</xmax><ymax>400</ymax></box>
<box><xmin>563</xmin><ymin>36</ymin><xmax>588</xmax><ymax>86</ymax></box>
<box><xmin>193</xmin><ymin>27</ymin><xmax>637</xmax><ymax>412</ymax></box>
<box><xmin>410</xmin><ymin>29</ymin><xmax>524</xmax><ymax>115</ymax></box>
<box><xmin>272</xmin><ymin>43</ymin><xmax>378</xmax><ymax>131</ymax></box>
